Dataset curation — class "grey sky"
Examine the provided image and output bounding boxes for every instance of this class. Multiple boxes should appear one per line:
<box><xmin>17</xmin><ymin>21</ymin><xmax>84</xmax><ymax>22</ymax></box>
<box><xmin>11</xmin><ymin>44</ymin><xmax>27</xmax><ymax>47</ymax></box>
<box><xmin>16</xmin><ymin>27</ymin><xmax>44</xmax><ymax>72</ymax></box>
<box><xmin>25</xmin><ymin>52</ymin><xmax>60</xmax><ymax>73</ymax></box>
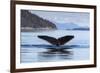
<box><xmin>29</xmin><ymin>10</ymin><xmax>90</xmax><ymax>27</ymax></box>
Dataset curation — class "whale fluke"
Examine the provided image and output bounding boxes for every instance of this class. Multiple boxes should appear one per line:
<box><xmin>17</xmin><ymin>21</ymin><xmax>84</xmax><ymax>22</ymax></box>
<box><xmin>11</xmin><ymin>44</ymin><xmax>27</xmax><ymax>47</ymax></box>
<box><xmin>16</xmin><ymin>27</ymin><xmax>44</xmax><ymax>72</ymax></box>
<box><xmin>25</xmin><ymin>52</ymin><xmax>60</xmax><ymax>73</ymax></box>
<box><xmin>38</xmin><ymin>35</ymin><xmax>74</xmax><ymax>46</ymax></box>
<box><xmin>38</xmin><ymin>35</ymin><xmax>74</xmax><ymax>54</ymax></box>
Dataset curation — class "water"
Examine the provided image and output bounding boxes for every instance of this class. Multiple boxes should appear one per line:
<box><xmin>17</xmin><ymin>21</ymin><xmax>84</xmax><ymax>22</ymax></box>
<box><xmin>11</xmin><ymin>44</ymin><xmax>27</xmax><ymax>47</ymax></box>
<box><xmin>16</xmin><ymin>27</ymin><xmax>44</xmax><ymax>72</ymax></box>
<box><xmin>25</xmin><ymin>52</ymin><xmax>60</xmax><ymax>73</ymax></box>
<box><xmin>20</xmin><ymin>30</ymin><xmax>90</xmax><ymax>63</ymax></box>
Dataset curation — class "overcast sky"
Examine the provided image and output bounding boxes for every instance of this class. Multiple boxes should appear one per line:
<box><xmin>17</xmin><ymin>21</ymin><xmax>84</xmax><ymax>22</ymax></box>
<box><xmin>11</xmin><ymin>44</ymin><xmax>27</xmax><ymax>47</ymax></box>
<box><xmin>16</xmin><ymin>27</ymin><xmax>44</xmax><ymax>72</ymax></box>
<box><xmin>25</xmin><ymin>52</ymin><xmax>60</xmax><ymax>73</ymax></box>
<box><xmin>29</xmin><ymin>10</ymin><xmax>90</xmax><ymax>27</ymax></box>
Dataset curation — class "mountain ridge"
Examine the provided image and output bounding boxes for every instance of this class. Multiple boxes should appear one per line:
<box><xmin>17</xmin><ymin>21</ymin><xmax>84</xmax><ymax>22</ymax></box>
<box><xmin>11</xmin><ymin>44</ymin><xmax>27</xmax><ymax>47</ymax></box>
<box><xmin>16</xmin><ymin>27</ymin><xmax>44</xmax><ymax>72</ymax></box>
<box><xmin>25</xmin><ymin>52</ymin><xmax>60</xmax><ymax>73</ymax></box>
<box><xmin>21</xmin><ymin>10</ymin><xmax>57</xmax><ymax>32</ymax></box>
<box><xmin>55</xmin><ymin>22</ymin><xmax>89</xmax><ymax>30</ymax></box>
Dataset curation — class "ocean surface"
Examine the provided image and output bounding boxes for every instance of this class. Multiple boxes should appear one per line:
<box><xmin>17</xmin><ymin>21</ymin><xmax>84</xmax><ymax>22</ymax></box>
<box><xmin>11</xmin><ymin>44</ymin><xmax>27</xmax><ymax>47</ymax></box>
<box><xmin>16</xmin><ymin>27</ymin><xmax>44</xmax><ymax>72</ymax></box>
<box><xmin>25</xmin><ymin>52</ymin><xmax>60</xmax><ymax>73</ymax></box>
<box><xmin>20</xmin><ymin>30</ymin><xmax>90</xmax><ymax>63</ymax></box>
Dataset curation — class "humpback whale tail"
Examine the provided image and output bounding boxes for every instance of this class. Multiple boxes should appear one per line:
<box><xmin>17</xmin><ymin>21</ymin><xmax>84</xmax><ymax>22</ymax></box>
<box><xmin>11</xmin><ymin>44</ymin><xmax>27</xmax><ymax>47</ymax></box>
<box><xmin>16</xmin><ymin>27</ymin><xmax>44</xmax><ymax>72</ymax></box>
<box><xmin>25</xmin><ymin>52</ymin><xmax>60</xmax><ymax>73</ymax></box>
<box><xmin>38</xmin><ymin>35</ymin><xmax>74</xmax><ymax>54</ymax></box>
<box><xmin>38</xmin><ymin>35</ymin><xmax>74</xmax><ymax>46</ymax></box>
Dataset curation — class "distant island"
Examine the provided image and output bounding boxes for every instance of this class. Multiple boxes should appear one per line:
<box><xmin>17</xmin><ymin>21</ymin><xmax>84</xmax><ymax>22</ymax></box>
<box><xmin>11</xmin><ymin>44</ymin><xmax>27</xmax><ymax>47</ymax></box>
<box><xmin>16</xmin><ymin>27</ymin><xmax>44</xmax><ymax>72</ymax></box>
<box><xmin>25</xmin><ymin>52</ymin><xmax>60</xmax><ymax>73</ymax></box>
<box><xmin>72</xmin><ymin>27</ymin><xmax>89</xmax><ymax>30</ymax></box>
<box><xmin>55</xmin><ymin>22</ymin><xmax>89</xmax><ymax>31</ymax></box>
<box><xmin>21</xmin><ymin>10</ymin><xmax>57</xmax><ymax>32</ymax></box>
